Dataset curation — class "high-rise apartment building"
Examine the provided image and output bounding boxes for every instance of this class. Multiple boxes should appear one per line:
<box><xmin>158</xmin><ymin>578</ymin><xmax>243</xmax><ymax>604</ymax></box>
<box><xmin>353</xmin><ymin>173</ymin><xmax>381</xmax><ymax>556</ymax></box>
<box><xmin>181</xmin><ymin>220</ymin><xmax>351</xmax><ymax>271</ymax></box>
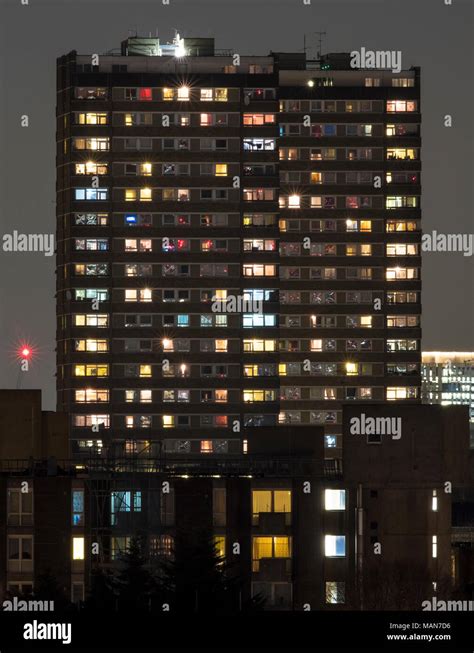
<box><xmin>56</xmin><ymin>36</ymin><xmax>422</xmax><ymax>463</ymax></box>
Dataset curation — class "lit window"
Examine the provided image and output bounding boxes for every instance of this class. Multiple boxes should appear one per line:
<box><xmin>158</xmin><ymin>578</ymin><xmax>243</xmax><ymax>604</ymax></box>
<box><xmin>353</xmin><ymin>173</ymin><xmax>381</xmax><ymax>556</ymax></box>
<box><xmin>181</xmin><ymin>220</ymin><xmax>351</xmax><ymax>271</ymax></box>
<box><xmin>288</xmin><ymin>195</ymin><xmax>301</xmax><ymax>209</ymax></box>
<box><xmin>325</xmin><ymin>490</ymin><xmax>346</xmax><ymax>511</ymax></box>
<box><xmin>214</xmin><ymin>535</ymin><xmax>226</xmax><ymax>560</ymax></box>
<box><xmin>72</xmin><ymin>490</ymin><xmax>84</xmax><ymax>526</ymax></box>
<box><xmin>201</xmin><ymin>440</ymin><xmax>213</xmax><ymax>454</ymax></box>
<box><xmin>215</xmin><ymin>88</ymin><xmax>228</xmax><ymax>102</ymax></box>
<box><xmin>163</xmin><ymin>415</ymin><xmax>175</xmax><ymax>428</ymax></box>
<box><xmin>432</xmin><ymin>535</ymin><xmax>437</xmax><ymax>558</ymax></box>
<box><xmin>345</xmin><ymin>362</ymin><xmax>358</xmax><ymax>376</ymax></box>
<box><xmin>326</xmin><ymin>581</ymin><xmax>345</xmax><ymax>604</ymax></box>
<box><xmin>386</xmin><ymin>386</ymin><xmax>417</xmax><ymax>400</ymax></box>
<box><xmin>252</xmin><ymin>536</ymin><xmax>291</xmax><ymax>572</ymax></box>
<box><xmin>162</xmin><ymin>338</ymin><xmax>174</xmax><ymax>352</ymax></box>
<box><xmin>432</xmin><ymin>490</ymin><xmax>438</xmax><ymax>512</ymax></box>
<box><xmin>252</xmin><ymin>490</ymin><xmax>291</xmax><ymax>521</ymax></box>
<box><xmin>200</xmin><ymin>88</ymin><xmax>213</xmax><ymax>101</ymax></box>
<box><xmin>215</xmin><ymin>164</ymin><xmax>228</xmax><ymax>177</ymax></box>
<box><xmin>72</xmin><ymin>537</ymin><xmax>85</xmax><ymax>560</ymax></box>
<box><xmin>324</xmin><ymin>535</ymin><xmax>346</xmax><ymax>557</ymax></box>
<box><xmin>139</xmin><ymin>87</ymin><xmax>152</xmax><ymax>101</ymax></box>
<box><xmin>139</xmin><ymin>188</ymin><xmax>152</xmax><ymax>202</ymax></box>
<box><xmin>177</xmin><ymin>86</ymin><xmax>190</xmax><ymax>101</ymax></box>
<box><xmin>139</xmin><ymin>365</ymin><xmax>152</xmax><ymax>378</ymax></box>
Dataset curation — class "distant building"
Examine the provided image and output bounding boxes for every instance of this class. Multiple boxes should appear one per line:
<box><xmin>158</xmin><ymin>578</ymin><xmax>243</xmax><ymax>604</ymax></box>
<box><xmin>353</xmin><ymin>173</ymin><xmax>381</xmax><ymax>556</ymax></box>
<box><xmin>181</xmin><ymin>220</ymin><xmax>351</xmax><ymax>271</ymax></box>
<box><xmin>422</xmin><ymin>352</ymin><xmax>474</xmax><ymax>444</ymax></box>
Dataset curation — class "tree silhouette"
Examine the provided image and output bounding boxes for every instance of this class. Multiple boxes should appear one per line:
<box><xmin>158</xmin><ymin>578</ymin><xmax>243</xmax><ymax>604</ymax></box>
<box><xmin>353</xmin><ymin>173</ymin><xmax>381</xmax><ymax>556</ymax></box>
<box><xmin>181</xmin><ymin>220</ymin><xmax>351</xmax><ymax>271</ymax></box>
<box><xmin>158</xmin><ymin>530</ymin><xmax>249</xmax><ymax>614</ymax></box>
<box><xmin>114</xmin><ymin>535</ymin><xmax>160</xmax><ymax>611</ymax></box>
<box><xmin>34</xmin><ymin>568</ymin><xmax>71</xmax><ymax>610</ymax></box>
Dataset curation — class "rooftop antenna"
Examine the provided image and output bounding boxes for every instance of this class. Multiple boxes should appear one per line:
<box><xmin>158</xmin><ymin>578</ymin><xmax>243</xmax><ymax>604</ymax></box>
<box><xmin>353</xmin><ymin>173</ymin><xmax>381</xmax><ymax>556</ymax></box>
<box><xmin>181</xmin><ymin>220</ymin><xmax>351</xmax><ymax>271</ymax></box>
<box><xmin>304</xmin><ymin>31</ymin><xmax>326</xmax><ymax>61</ymax></box>
<box><xmin>316</xmin><ymin>31</ymin><xmax>326</xmax><ymax>60</ymax></box>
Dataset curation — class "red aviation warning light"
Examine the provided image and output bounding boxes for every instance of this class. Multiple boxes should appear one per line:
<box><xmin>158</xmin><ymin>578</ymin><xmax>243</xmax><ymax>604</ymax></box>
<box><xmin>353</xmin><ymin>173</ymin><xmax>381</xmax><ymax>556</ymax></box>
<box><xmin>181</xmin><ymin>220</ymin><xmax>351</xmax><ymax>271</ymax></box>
<box><xmin>16</xmin><ymin>342</ymin><xmax>36</xmax><ymax>362</ymax></box>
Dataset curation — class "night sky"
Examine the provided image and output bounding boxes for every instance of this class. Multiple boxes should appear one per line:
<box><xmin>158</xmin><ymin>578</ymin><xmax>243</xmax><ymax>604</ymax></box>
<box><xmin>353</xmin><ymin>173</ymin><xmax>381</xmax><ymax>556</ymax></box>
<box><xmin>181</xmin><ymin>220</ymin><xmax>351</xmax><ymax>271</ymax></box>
<box><xmin>0</xmin><ymin>0</ymin><xmax>472</xmax><ymax>410</ymax></box>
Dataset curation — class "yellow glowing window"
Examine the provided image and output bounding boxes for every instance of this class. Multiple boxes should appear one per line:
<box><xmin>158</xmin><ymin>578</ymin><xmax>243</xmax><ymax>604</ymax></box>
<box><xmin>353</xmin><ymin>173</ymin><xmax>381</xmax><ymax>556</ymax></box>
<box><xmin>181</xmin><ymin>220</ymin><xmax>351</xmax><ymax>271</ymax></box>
<box><xmin>75</xmin><ymin>162</ymin><xmax>106</xmax><ymax>175</ymax></box>
<box><xmin>125</xmin><ymin>113</ymin><xmax>134</xmax><ymax>126</ymax></box>
<box><xmin>252</xmin><ymin>536</ymin><xmax>291</xmax><ymax>566</ymax></box>
<box><xmin>311</xmin><ymin>339</ymin><xmax>322</xmax><ymax>352</ymax></box>
<box><xmin>279</xmin><ymin>363</ymin><xmax>287</xmax><ymax>376</ymax></box>
<box><xmin>215</xmin><ymin>164</ymin><xmax>228</xmax><ymax>177</ymax></box>
<box><xmin>215</xmin><ymin>339</ymin><xmax>228</xmax><ymax>352</ymax></box>
<box><xmin>252</xmin><ymin>490</ymin><xmax>291</xmax><ymax>515</ymax></box>
<box><xmin>72</xmin><ymin>537</ymin><xmax>85</xmax><ymax>560</ymax></box>
<box><xmin>125</xmin><ymin>189</ymin><xmax>137</xmax><ymax>201</ymax></box>
<box><xmin>162</xmin><ymin>415</ymin><xmax>175</xmax><ymax>428</ymax></box>
<box><xmin>243</xmin><ymin>390</ymin><xmax>264</xmax><ymax>402</ymax></box>
<box><xmin>215</xmin><ymin>88</ymin><xmax>228</xmax><ymax>101</ymax></box>
<box><xmin>141</xmin><ymin>163</ymin><xmax>152</xmax><ymax>176</ymax></box>
<box><xmin>139</xmin><ymin>365</ymin><xmax>152</xmax><ymax>378</ymax></box>
<box><xmin>252</xmin><ymin>491</ymin><xmax>272</xmax><ymax>514</ymax></box>
<box><xmin>78</xmin><ymin>113</ymin><xmax>107</xmax><ymax>125</ymax></box>
<box><xmin>75</xmin><ymin>389</ymin><xmax>109</xmax><ymax>403</ymax></box>
<box><xmin>274</xmin><ymin>491</ymin><xmax>292</xmax><ymax>513</ymax></box>
<box><xmin>386</xmin><ymin>148</ymin><xmax>416</xmax><ymax>160</ymax></box>
<box><xmin>360</xmin><ymin>220</ymin><xmax>372</xmax><ymax>232</ymax></box>
<box><xmin>361</xmin><ymin>244</ymin><xmax>372</xmax><ymax>256</ymax></box>
<box><xmin>244</xmin><ymin>365</ymin><xmax>257</xmax><ymax>377</ymax></box>
<box><xmin>162</xmin><ymin>88</ymin><xmax>174</xmax><ymax>101</ymax></box>
<box><xmin>345</xmin><ymin>362</ymin><xmax>358</xmax><ymax>376</ymax></box>
<box><xmin>74</xmin><ymin>365</ymin><xmax>109</xmax><ymax>377</ymax></box>
<box><xmin>311</xmin><ymin>172</ymin><xmax>322</xmax><ymax>184</ymax></box>
<box><xmin>213</xmin><ymin>289</ymin><xmax>227</xmax><ymax>302</ymax></box>
<box><xmin>139</xmin><ymin>188</ymin><xmax>152</xmax><ymax>202</ymax></box>
<box><xmin>243</xmin><ymin>339</ymin><xmax>275</xmax><ymax>352</ymax></box>
<box><xmin>361</xmin><ymin>316</ymin><xmax>372</xmax><ymax>328</ymax></box>
<box><xmin>346</xmin><ymin>244</ymin><xmax>357</xmax><ymax>256</ymax></box>
<box><xmin>214</xmin><ymin>536</ymin><xmax>226</xmax><ymax>559</ymax></box>
<box><xmin>253</xmin><ymin>537</ymin><xmax>273</xmax><ymax>562</ymax></box>
<box><xmin>386</xmin><ymin>387</ymin><xmax>413</xmax><ymax>400</ymax></box>
<box><xmin>77</xmin><ymin>339</ymin><xmax>108</xmax><ymax>352</ymax></box>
